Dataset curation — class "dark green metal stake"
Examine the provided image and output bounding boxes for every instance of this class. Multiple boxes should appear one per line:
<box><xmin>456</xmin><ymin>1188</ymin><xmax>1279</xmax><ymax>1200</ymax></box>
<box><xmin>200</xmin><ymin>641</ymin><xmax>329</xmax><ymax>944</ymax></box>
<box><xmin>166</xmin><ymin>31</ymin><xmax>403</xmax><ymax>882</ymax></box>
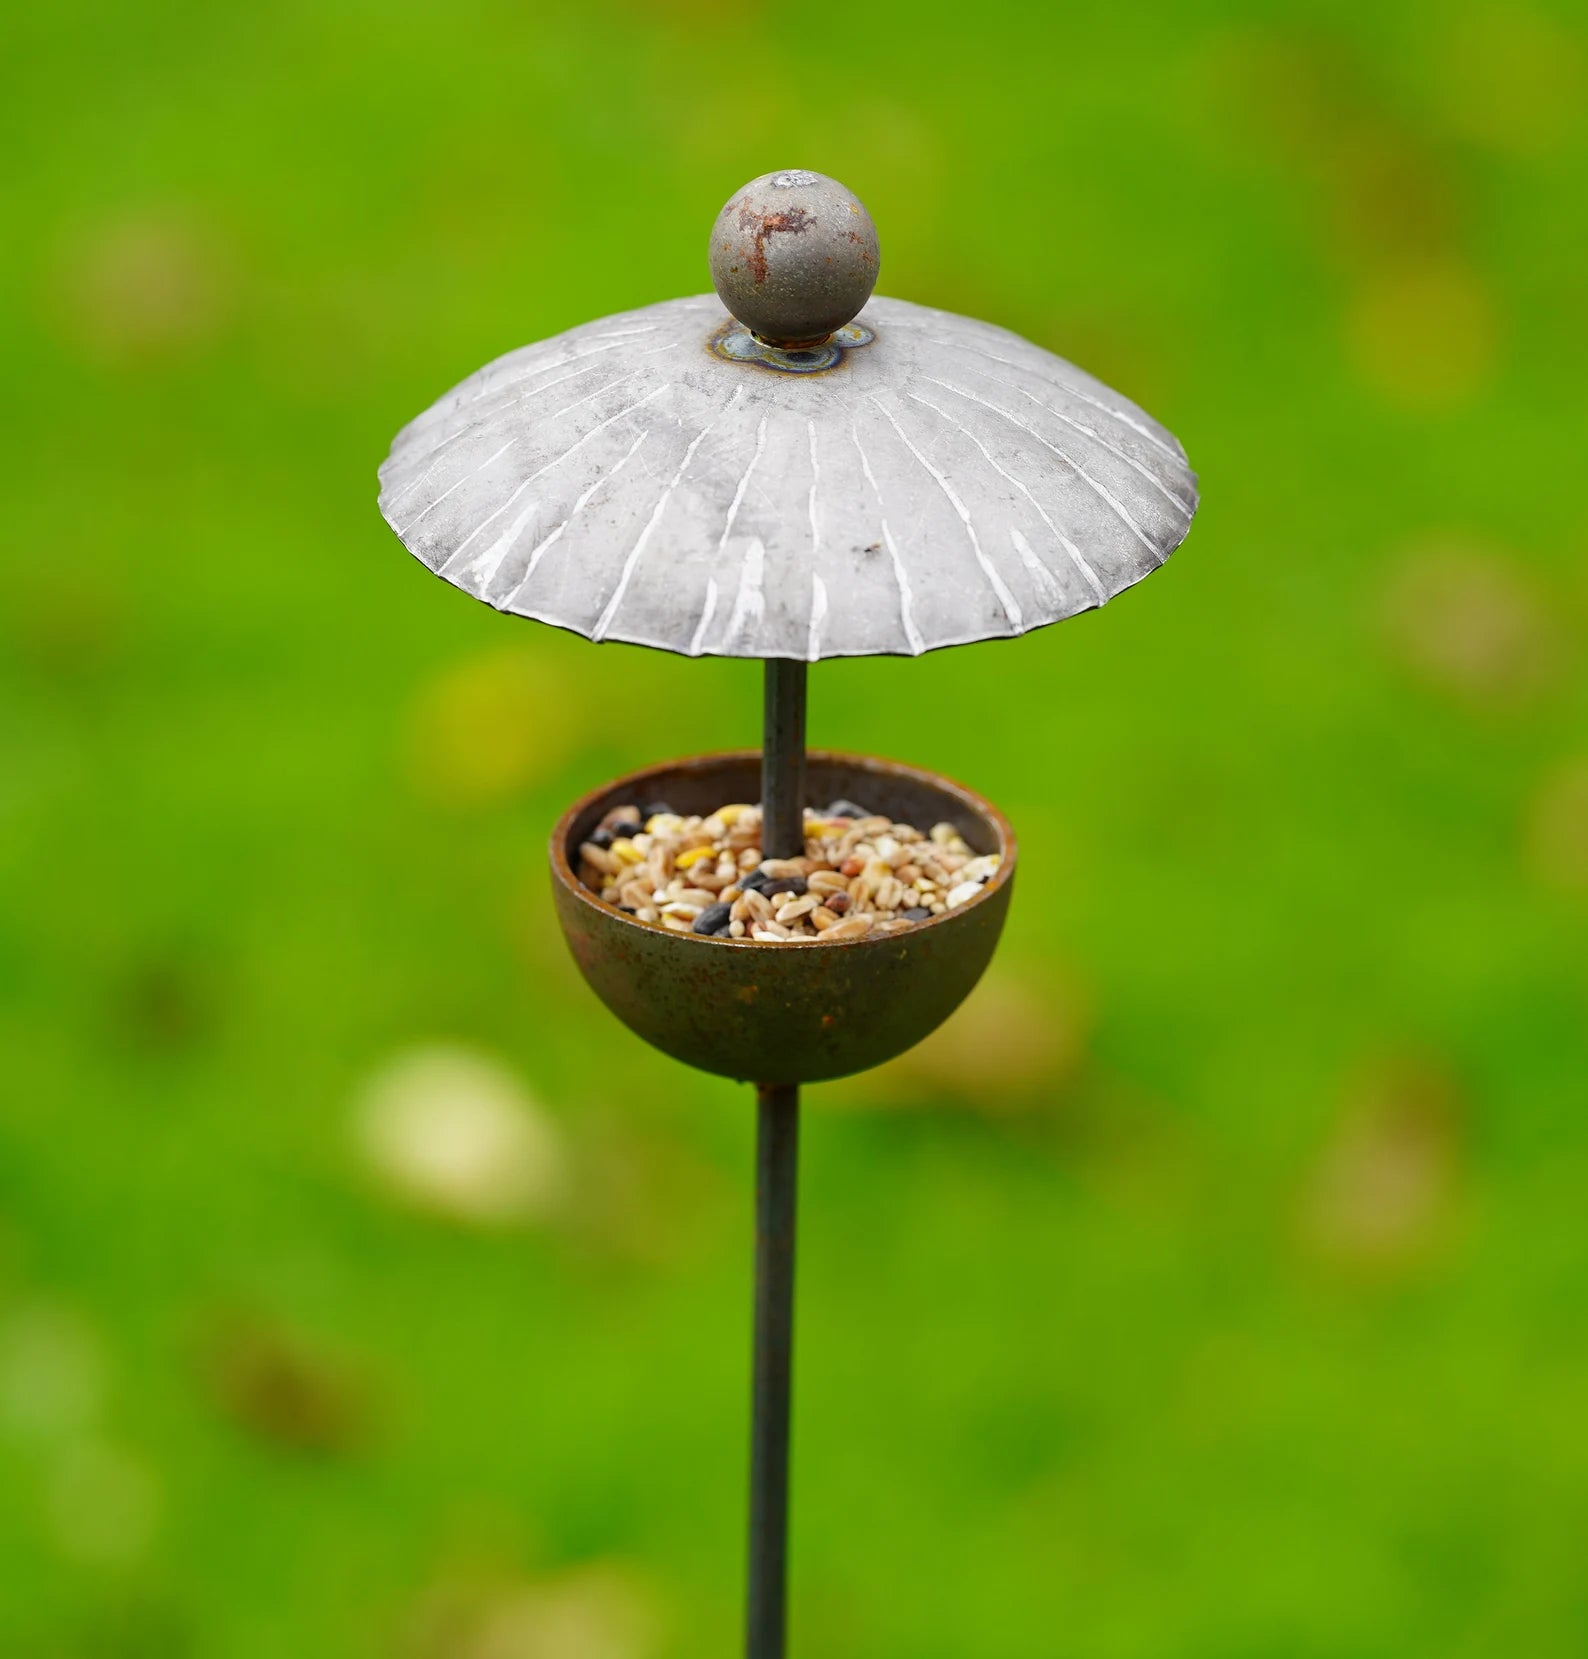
<box><xmin>747</xmin><ymin>660</ymin><xmax>807</xmax><ymax>1659</ymax></box>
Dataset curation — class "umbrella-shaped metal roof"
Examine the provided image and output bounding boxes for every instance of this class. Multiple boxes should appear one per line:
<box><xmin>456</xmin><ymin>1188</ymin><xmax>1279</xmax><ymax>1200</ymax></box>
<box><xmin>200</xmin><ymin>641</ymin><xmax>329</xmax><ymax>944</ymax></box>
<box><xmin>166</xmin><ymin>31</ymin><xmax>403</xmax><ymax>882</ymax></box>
<box><xmin>378</xmin><ymin>172</ymin><xmax>1197</xmax><ymax>659</ymax></box>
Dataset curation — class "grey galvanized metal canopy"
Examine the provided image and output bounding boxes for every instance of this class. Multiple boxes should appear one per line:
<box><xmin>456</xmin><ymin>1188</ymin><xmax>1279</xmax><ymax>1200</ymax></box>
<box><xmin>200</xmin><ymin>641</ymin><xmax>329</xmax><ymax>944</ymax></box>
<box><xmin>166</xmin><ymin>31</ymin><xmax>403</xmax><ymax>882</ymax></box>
<box><xmin>378</xmin><ymin>175</ymin><xmax>1197</xmax><ymax>661</ymax></box>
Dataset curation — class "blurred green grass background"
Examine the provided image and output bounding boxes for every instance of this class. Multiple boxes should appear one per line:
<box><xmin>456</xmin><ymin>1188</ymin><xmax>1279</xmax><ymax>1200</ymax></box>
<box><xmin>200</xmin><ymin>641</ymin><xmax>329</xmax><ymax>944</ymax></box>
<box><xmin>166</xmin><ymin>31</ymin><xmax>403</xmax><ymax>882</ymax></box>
<box><xmin>3</xmin><ymin>0</ymin><xmax>1588</xmax><ymax>1654</ymax></box>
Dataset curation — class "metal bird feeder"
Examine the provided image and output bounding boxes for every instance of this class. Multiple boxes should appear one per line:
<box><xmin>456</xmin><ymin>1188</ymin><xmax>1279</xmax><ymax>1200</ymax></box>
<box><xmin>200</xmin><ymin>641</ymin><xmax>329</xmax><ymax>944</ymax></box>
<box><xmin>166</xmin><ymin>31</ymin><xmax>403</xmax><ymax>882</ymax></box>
<box><xmin>379</xmin><ymin>168</ymin><xmax>1197</xmax><ymax>1658</ymax></box>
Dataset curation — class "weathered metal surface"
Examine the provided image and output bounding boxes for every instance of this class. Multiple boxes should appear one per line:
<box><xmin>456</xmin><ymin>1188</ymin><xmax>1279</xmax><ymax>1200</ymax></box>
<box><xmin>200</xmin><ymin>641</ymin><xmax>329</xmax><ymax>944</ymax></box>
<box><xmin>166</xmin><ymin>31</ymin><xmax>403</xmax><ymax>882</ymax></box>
<box><xmin>379</xmin><ymin>293</ymin><xmax>1197</xmax><ymax>661</ymax></box>
<box><xmin>761</xmin><ymin>661</ymin><xmax>807</xmax><ymax>862</ymax></box>
<box><xmin>747</xmin><ymin>1081</ymin><xmax>798</xmax><ymax>1659</ymax></box>
<box><xmin>708</xmin><ymin>169</ymin><xmax>879</xmax><ymax>348</ymax></box>
<box><xmin>711</xmin><ymin>317</ymin><xmax>874</xmax><ymax>374</ymax></box>
<box><xmin>548</xmin><ymin>751</ymin><xmax>1016</xmax><ymax>1085</ymax></box>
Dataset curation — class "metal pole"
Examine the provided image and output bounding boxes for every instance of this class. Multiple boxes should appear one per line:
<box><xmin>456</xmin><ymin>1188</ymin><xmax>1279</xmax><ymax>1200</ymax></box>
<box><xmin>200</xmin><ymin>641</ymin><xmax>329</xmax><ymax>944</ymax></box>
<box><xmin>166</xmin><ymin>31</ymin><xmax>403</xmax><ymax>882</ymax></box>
<box><xmin>747</xmin><ymin>658</ymin><xmax>806</xmax><ymax>1659</ymax></box>
<box><xmin>761</xmin><ymin>659</ymin><xmax>807</xmax><ymax>863</ymax></box>
<box><xmin>747</xmin><ymin>1081</ymin><xmax>799</xmax><ymax>1659</ymax></box>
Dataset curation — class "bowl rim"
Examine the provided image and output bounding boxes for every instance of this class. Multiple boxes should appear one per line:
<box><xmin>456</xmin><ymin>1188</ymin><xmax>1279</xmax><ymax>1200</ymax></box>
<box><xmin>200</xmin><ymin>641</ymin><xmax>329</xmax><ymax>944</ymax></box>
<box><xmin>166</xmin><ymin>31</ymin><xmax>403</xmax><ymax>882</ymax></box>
<box><xmin>549</xmin><ymin>748</ymin><xmax>1017</xmax><ymax>951</ymax></box>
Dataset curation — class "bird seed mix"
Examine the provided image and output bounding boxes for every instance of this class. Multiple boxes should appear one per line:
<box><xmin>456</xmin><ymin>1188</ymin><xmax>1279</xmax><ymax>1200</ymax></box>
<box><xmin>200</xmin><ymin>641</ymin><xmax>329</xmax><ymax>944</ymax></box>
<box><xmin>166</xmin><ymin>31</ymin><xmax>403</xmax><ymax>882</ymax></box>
<box><xmin>577</xmin><ymin>799</ymin><xmax>1001</xmax><ymax>941</ymax></box>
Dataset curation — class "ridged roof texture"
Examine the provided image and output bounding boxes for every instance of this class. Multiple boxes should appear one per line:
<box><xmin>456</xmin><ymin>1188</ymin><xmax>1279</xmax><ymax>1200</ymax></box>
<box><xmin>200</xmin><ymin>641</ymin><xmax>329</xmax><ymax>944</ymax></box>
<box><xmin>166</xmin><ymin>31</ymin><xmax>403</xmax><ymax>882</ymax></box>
<box><xmin>378</xmin><ymin>293</ymin><xmax>1197</xmax><ymax>659</ymax></box>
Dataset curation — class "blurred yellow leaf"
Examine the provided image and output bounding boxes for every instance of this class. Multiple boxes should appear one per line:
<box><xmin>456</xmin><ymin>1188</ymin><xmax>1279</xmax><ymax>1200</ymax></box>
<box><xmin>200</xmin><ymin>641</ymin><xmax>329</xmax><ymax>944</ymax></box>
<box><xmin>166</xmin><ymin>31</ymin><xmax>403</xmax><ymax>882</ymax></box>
<box><xmin>405</xmin><ymin>648</ymin><xmax>577</xmax><ymax>809</ymax></box>
<box><xmin>198</xmin><ymin>1310</ymin><xmax>371</xmax><ymax>1458</ymax></box>
<box><xmin>45</xmin><ymin>1439</ymin><xmax>161</xmax><ymax>1566</ymax></box>
<box><xmin>1345</xmin><ymin>262</ymin><xmax>1498</xmax><ymax>412</ymax></box>
<box><xmin>1525</xmin><ymin>756</ymin><xmax>1588</xmax><ymax>896</ymax></box>
<box><xmin>1378</xmin><ymin>539</ymin><xmax>1558</xmax><ymax>709</ymax></box>
<box><xmin>0</xmin><ymin>1302</ymin><xmax>105</xmax><ymax>1441</ymax></box>
<box><xmin>838</xmin><ymin>966</ymin><xmax>1090</xmax><ymax>1113</ymax></box>
<box><xmin>403</xmin><ymin>1562</ymin><xmax>662</xmax><ymax>1659</ymax></box>
<box><xmin>1300</xmin><ymin>1055</ymin><xmax>1463</xmax><ymax>1273</ymax></box>
<box><xmin>356</xmin><ymin>1045</ymin><xmax>565</xmax><ymax>1228</ymax></box>
<box><xmin>1435</xmin><ymin>4</ymin><xmax>1587</xmax><ymax>157</ymax></box>
<box><xmin>53</xmin><ymin>207</ymin><xmax>231</xmax><ymax>365</ymax></box>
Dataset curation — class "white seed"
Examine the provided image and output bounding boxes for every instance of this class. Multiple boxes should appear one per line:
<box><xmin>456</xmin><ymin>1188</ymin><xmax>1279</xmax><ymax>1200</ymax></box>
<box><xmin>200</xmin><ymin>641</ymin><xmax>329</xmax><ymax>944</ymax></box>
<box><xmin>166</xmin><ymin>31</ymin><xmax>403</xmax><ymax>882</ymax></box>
<box><xmin>946</xmin><ymin>880</ymin><xmax>982</xmax><ymax>908</ymax></box>
<box><xmin>775</xmin><ymin>894</ymin><xmax>820</xmax><ymax>924</ymax></box>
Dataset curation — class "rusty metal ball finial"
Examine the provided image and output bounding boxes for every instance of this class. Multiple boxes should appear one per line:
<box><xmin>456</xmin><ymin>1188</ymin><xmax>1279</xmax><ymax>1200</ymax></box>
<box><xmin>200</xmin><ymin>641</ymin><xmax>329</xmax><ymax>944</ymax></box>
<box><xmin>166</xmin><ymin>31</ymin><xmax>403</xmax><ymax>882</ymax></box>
<box><xmin>709</xmin><ymin>169</ymin><xmax>880</xmax><ymax>348</ymax></box>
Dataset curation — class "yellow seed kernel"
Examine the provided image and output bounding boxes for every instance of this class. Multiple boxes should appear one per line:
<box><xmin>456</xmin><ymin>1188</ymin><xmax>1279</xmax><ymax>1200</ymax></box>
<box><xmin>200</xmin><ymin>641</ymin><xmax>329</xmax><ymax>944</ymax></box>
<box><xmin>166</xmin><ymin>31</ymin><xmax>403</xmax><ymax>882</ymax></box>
<box><xmin>611</xmin><ymin>838</ymin><xmax>644</xmax><ymax>865</ymax></box>
<box><xmin>676</xmin><ymin>845</ymin><xmax>715</xmax><ymax>870</ymax></box>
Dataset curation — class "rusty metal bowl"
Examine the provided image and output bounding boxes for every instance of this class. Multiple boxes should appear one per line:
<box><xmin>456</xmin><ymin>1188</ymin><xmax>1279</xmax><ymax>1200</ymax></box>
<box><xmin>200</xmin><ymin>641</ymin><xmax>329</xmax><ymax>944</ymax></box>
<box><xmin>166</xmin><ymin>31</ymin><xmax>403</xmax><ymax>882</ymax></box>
<box><xmin>549</xmin><ymin>750</ymin><xmax>1016</xmax><ymax>1085</ymax></box>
